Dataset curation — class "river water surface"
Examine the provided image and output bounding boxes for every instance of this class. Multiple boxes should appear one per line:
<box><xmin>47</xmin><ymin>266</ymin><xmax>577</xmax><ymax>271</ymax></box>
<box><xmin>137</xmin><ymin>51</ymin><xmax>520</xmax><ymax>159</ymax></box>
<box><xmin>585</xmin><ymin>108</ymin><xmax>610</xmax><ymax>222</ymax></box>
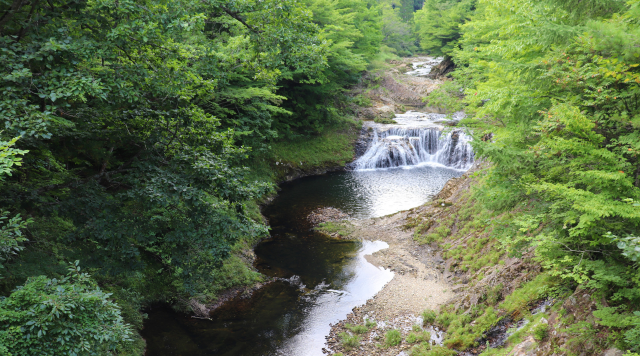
<box><xmin>142</xmin><ymin>164</ymin><xmax>465</xmax><ymax>356</ymax></box>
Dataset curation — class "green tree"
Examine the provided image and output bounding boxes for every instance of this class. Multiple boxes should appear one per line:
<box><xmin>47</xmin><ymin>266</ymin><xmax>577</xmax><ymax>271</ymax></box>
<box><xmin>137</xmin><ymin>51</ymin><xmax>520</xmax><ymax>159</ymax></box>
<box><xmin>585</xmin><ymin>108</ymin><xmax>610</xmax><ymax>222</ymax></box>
<box><xmin>0</xmin><ymin>0</ymin><xmax>328</xmax><ymax>294</ymax></box>
<box><xmin>0</xmin><ymin>262</ymin><xmax>132</xmax><ymax>355</ymax></box>
<box><xmin>0</xmin><ymin>137</ymin><xmax>29</xmax><ymax>275</ymax></box>
<box><xmin>274</xmin><ymin>0</ymin><xmax>383</xmax><ymax>136</ymax></box>
<box><xmin>449</xmin><ymin>0</ymin><xmax>640</xmax><ymax>348</ymax></box>
<box><xmin>398</xmin><ymin>0</ymin><xmax>416</xmax><ymax>21</ymax></box>
<box><xmin>381</xmin><ymin>4</ymin><xmax>418</xmax><ymax>56</ymax></box>
<box><xmin>414</xmin><ymin>0</ymin><xmax>475</xmax><ymax>56</ymax></box>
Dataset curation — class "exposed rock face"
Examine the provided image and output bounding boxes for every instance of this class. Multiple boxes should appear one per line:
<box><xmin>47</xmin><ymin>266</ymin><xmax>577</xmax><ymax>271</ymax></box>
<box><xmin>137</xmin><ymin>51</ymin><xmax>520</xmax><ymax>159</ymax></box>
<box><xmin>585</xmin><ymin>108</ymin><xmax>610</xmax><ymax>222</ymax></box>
<box><xmin>276</xmin><ymin>163</ymin><xmax>346</xmax><ymax>183</ymax></box>
<box><xmin>428</xmin><ymin>56</ymin><xmax>456</xmax><ymax>78</ymax></box>
<box><xmin>352</xmin><ymin>126</ymin><xmax>376</xmax><ymax>162</ymax></box>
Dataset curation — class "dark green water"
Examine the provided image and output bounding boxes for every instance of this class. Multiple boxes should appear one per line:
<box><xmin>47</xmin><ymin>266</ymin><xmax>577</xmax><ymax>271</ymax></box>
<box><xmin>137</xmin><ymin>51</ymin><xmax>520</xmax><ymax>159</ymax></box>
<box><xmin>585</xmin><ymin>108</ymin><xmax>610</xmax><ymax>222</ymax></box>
<box><xmin>142</xmin><ymin>165</ymin><xmax>464</xmax><ymax>356</ymax></box>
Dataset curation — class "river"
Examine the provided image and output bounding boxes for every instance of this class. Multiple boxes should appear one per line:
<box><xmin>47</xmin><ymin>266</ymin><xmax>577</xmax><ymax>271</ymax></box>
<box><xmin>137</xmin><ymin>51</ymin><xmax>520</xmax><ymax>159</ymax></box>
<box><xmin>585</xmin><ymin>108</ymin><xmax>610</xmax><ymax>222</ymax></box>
<box><xmin>142</xmin><ymin>59</ymin><xmax>474</xmax><ymax>356</ymax></box>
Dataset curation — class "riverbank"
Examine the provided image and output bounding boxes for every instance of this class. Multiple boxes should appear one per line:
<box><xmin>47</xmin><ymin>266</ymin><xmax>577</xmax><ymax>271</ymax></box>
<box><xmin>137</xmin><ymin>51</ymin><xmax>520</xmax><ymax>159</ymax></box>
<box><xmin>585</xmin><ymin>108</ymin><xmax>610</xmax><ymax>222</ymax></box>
<box><xmin>321</xmin><ymin>160</ymin><xmax>630</xmax><ymax>356</ymax></box>
<box><xmin>318</xmin><ymin>165</ymin><xmax>477</xmax><ymax>355</ymax></box>
<box><xmin>189</xmin><ymin>119</ymin><xmax>363</xmax><ymax>315</ymax></box>
<box><xmin>322</xmin><ymin>207</ymin><xmax>458</xmax><ymax>355</ymax></box>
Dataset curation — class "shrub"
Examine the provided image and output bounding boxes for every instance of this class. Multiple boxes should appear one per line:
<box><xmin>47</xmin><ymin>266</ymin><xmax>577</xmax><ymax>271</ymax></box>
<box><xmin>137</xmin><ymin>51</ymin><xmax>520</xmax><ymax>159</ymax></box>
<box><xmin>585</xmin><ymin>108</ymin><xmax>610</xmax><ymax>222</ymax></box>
<box><xmin>410</xmin><ymin>345</ymin><xmax>457</xmax><ymax>356</ymax></box>
<box><xmin>407</xmin><ymin>325</ymin><xmax>431</xmax><ymax>343</ymax></box>
<box><xmin>624</xmin><ymin>312</ymin><xmax>640</xmax><ymax>352</ymax></box>
<box><xmin>435</xmin><ymin>311</ymin><xmax>455</xmax><ymax>329</ymax></box>
<box><xmin>365</xmin><ymin>318</ymin><xmax>377</xmax><ymax>329</ymax></box>
<box><xmin>533</xmin><ymin>323</ymin><xmax>549</xmax><ymax>341</ymax></box>
<box><xmin>339</xmin><ymin>332</ymin><xmax>360</xmax><ymax>350</ymax></box>
<box><xmin>443</xmin><ymin>307</ymin><xmax>500</xmax><ymax>349</ymax></box>
<box><xmin>422</xmin><ymin>309</ymin><xmax>437</xmax><ymax>324</ymax></box>
<box><xmin>384</xmin><ymin>329</ymin><xmax>402</xmax><ymax>347</ymax></box>
<box><xmin>0</xmin><ymin>262</ymin><xmax>132</xmax><ymax>355</ymax></box>
<box><xmin>345</xmin><ymin>323</ymin><xmax>369</xmax><ymax>334</ymax></box>
<box><xmin>374</xmin><ymin>117</ymin><xmax>398</xmax><ymax>124</ymax></box>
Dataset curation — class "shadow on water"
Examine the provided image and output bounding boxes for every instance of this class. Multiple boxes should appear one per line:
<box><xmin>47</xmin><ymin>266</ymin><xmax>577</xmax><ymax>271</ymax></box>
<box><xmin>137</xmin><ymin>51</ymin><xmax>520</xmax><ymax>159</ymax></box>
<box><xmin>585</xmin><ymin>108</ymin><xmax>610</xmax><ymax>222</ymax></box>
<box><xmin>142</xmin><ymin>165</ymin><xmax>464</xmax><ymax>356</ymax></box>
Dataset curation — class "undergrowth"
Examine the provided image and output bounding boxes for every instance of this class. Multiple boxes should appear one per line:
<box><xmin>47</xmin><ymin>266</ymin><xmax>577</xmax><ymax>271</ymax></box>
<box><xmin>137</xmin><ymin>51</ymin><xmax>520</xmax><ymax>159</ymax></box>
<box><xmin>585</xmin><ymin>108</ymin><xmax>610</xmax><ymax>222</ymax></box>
<box><xmin>410</xmin><ymin>345</ymin><xmax>457</xmax><ymax>356</ymax></box>
<box><xmin>339</xmin><ymin>332</ymin><xmax>361</xmax><ymax>350</ymax></box>
<box><xmin>315</xmin><ymin>221</ymin><xmax>354</xmax><ymax>237</ymax></box>
<box><xmin>406</xmin><ymin>325</ymin><xmax>431</xmax><ymax>343</ymax></box>
<box><xmin>384</xmin><ymin>329</ymin><xmax>402</xmax><ymax>347</ymax></box>
<box><xmin>411</xmin><ymin>168</ymin><xmax>640</xmax><ymax>353</ymax></box>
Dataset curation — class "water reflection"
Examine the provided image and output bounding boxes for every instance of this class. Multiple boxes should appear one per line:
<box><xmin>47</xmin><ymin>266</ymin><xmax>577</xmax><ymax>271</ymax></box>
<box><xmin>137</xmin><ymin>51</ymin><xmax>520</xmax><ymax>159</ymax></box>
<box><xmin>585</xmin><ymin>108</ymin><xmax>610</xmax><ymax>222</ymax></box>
<box><xmin>268</xmin><ymin>165</ymin><xmax>463</xmax><ymax>220</ymax></box>
<box><xmin>143</xmin><ymin>166</ymin><xmax>464</xmax><ymax>356</ymax></box>
<box><xmin>276</xmin><ymin>241</ymin><xmax>393</xmax><ymax>355</ymax></box>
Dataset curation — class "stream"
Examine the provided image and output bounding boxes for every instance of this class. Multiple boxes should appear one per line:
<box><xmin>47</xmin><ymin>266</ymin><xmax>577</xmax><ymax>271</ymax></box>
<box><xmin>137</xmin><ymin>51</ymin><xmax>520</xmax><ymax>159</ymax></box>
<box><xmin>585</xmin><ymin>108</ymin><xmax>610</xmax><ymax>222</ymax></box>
<box><xmin>142</xmin><ymin>60</ymin><xmax>474</xmax><ymax>356</ymax></box>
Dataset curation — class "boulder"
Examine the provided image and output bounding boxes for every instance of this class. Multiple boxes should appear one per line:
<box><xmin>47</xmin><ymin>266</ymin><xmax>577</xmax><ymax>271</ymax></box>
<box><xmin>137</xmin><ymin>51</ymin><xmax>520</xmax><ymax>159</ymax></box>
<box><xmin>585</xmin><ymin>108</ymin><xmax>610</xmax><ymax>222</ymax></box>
<box><xmin>602</xmin><ymin>348</ymin><xmax>624</xmax><ymax>356</ymax></box>
<box><xmin>507</xmin><ymin>335</ymin><xmax>537</xmax><ymax>356</ymax></box>
<box><xmin>428</xmin><ymin>56</ymin><xmax>456</xmax><ymax>78</ymax></box>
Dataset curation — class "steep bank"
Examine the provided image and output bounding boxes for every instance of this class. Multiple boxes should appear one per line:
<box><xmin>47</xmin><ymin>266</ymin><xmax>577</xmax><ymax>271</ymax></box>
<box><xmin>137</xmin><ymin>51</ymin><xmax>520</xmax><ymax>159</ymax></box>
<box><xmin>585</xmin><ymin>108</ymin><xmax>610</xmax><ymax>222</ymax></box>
<box><xmin>191</xmin><ymin>120</ymin><xmax>363</xmax><ymax>314</ymax></box>
<box><xmin>322</xmin><ymin>162</ymin><xmax>632</xmax><ymax>356</ymax></box>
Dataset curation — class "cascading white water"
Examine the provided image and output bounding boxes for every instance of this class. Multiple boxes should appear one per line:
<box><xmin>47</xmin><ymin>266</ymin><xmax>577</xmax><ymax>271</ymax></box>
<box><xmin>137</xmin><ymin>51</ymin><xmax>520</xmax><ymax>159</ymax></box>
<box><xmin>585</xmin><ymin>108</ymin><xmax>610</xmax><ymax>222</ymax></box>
<box><xmin>353</xmin><ymin>126</ymin><xmax>474</xmax><ymax>170</ymax></box>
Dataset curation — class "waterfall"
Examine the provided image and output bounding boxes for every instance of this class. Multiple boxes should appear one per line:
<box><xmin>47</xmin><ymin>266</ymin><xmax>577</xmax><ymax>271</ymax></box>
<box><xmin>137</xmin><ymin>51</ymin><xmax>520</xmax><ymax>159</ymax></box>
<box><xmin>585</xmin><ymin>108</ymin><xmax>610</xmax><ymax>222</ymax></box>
<box><xmin>352</xmin><ymin>126</ymin><xmax>474</xmax><ymax>170</ymax></box>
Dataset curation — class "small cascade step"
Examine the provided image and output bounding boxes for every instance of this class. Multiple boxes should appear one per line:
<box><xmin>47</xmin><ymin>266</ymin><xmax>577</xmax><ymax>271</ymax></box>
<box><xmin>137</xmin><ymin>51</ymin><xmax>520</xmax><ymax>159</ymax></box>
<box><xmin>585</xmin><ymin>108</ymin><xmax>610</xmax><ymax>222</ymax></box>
<box><xmin>352</xmin><ymin>125</ymin><xmax>474</xmax><ymax>170</ymax></box>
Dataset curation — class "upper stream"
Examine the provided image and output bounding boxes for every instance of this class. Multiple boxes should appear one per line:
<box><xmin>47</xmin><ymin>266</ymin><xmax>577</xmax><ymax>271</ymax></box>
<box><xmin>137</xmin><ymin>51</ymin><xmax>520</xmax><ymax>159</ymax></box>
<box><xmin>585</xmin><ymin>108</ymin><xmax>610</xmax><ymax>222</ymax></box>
<box><xmin>142</xmin><ymin>58</ymin><xmax>474</xmax><ymax>356</ymax></box>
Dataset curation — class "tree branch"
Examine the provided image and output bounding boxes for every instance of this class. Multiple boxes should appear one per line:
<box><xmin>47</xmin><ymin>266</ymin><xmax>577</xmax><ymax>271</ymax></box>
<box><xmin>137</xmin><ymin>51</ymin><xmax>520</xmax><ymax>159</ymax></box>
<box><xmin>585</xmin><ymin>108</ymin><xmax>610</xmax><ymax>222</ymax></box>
<box><xmin>0</xmin><ymin>0</ymin><xmax>27</xmax><ymax>33</ymax></box>
<box><xmin>35</xmin><ymin>148</ymin><xmax>145</xmax><ymax>194</ymax></box>
<box><xmin>220</xmin><ymin>6</ymin><xmax>261</xmax><ymax>33</ymax></box>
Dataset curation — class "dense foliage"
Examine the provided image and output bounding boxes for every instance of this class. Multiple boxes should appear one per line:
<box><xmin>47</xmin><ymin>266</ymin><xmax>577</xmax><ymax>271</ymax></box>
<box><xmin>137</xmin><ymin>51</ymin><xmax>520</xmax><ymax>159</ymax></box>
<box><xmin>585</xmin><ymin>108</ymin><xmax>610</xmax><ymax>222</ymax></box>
<box><xmin>0</xmin><ymin>0</ymin><xmax>327</xmax><ymax>294</ymax></box>
<box><xmin>0</xmin><ymin>262</ymin><xmax>132</xmax><ymax>356</ymax></box>
<box><xmin>414</xmin><ymin>0</ymin><xmax>474</xmax><ymax>56</ymax></box>
<box><xmin>0</xmin><ymin>0</ymin><xmax>423</xmax><ymax>353</ymax></box>
<box><xmin>442</xmin><ymin>0</ymin><xmax>640</xmax><ymax>350</ymax></box>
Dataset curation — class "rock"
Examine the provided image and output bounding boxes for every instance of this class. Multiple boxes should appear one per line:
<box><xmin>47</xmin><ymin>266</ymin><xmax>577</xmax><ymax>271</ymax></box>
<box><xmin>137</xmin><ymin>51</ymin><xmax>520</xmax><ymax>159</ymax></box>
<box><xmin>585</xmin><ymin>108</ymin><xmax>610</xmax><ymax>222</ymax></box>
<box><xmin>540</xmin><ymin>317</ymin><xmax>548</xmax><ymax>324</ymax></box>
<box><xmin>428</xmin><ymin>56</ymin><xmax>455</xmax><ymax>78</ymax></box>
<box><xmin>308</xmin><ymin>207</ymin><xmax>349</xmax><ymax>225</ymax></box>
<box><xmin>602</xmin><ymin>348</ymin><xmax>624</xmax><ymax>356</ymax></box>
<box><xmin>508</xmin><ymin>335</ymin><xmax>537</xmax><ymax>356</ymax></box>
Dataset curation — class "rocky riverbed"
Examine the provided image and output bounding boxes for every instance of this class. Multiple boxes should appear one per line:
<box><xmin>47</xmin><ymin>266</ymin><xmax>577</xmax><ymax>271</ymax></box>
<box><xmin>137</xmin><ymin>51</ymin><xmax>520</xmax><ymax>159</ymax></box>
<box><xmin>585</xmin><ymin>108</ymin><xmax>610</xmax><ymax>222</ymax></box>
<box><xmin>320</xmin><ymin>173</ymin><xmax>475</xmax><ymax>355</ymax></box>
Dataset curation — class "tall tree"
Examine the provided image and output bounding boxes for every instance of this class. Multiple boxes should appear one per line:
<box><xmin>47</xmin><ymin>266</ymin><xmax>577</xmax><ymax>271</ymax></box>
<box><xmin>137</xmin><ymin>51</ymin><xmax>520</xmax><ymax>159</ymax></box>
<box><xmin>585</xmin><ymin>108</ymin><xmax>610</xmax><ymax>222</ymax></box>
<box><xmin>414</xmin><ymin>0</ymin><xmax>475</xmax><ymax>55</ymax></box>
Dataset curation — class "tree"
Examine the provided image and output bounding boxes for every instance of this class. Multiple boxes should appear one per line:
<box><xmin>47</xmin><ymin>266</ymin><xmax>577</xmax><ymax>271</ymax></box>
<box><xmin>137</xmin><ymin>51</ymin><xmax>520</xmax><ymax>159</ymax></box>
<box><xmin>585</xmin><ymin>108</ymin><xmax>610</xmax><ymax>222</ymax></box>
<box><xmin>0</xmin><ymin>262</ymin><xmax>132</xmax><ymax>355</ymax></box>
<box><xmin>0</xmin><ymin>0</ymin><xmax>328</xmax><ymax>294</ymax></box>
<box><xmin>414</xmin><ymin>0</ymin><xmax>475</xmax><ymax>56</ymax></box>
<box><xmin>0</xmin><ymin>137</ymin><xmax>29</xmax><ymax>275</ymax></box>
<box><xmin>450</xmin><ymin>0</ymin><xmax>640</xmax><ymax>349</ymax></box>
<box><xmin>273</xmin><ymin>0</ymin><xmax>383</xmax><ymax>136</ymax></box>
<box><xmin>381</xmin><ymin>4</ymin><xmax>418</xmax><ymax>57</ymax></box>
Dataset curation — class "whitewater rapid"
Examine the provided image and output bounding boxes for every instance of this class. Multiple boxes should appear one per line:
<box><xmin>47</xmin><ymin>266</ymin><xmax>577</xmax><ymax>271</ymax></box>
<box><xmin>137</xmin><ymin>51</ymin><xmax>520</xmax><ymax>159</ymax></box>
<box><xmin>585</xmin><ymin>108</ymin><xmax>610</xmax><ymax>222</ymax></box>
<box><xmin>353</xmin><ymin>111</ymin><xmax>474</xmax><ymax>171</ymax></box>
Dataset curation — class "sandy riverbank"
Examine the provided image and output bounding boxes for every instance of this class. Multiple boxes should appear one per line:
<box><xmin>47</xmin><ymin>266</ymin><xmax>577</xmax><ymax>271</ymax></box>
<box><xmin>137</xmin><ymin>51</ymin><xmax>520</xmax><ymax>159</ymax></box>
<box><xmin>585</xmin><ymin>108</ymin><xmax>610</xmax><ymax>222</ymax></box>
<box><xmin>321</xmin><ymin>172</ymin><xmax>474</xmax><ymax>355</ymax></box>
